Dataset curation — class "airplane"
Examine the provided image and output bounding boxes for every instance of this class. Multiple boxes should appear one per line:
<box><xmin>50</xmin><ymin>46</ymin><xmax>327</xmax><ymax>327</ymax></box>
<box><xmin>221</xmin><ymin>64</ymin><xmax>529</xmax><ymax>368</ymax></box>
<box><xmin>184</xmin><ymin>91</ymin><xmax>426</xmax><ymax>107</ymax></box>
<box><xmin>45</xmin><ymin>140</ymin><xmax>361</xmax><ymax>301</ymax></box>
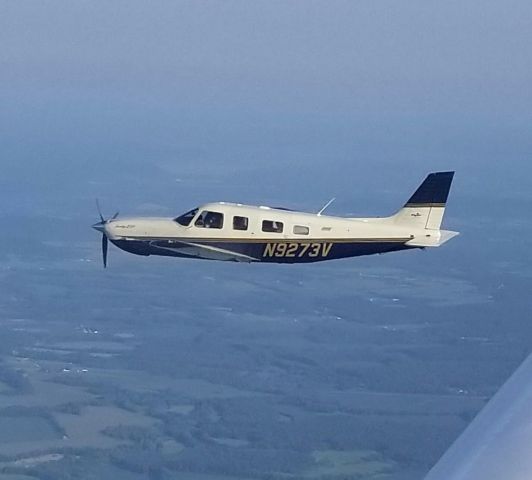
<box><xmin>92</xmin><ymin>171</ymin><xmax>458</xmax><ymax>267</ymax></box>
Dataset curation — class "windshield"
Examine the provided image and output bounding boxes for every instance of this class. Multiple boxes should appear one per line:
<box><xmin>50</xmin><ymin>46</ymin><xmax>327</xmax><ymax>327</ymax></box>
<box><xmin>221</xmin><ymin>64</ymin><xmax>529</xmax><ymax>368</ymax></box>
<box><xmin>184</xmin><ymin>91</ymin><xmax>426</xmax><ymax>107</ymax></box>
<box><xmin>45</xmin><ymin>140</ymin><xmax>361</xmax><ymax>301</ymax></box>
<box><xmin>174</xmin><ymin>208</ymin><xmax>198</xmax><ymax>226</ymax></box>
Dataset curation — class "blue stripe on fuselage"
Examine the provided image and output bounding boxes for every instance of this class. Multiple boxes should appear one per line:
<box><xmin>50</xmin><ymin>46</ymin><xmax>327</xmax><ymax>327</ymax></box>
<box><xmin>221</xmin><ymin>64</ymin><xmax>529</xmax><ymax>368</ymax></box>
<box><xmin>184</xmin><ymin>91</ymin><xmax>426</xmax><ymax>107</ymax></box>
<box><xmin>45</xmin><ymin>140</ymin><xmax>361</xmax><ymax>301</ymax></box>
<box><xmin>111</xmin><ymin>239</ymin><xmax>414</xmax><ymax>263</ymax></box>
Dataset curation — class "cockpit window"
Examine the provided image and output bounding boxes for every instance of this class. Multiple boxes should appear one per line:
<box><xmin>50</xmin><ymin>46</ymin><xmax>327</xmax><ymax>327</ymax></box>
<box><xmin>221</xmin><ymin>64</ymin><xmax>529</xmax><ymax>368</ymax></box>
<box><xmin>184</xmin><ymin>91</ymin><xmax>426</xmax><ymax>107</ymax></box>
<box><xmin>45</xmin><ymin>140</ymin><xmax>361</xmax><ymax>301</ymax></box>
<box><xmin>195</xmin><ymin>211</ymin><xmax>224</xmax><ymax>229</ymax></box>
<box><xmin>175</xmin><ymin>208</ymin><xmax>198</xmax><ymax>226</ymax></box>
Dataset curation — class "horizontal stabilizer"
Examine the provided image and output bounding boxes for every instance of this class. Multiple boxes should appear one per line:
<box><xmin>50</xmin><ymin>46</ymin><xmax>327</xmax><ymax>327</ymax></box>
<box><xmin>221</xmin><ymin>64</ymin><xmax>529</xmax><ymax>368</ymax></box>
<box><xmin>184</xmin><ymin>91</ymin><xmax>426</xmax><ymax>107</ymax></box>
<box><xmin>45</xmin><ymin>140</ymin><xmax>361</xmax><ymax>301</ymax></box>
<box><xmin>406</xmin><ymin>230</ymin><xmax>459</xmax><ymax>247</ymax></box>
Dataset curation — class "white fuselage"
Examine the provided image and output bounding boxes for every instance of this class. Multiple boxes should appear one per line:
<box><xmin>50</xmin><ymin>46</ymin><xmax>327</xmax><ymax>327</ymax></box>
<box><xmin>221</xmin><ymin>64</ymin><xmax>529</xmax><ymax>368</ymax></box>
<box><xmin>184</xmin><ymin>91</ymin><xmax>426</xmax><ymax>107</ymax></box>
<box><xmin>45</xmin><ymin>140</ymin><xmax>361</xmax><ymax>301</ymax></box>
<box><xmin>103</xmin><ymin>202</ymin><xmax>415</xmax><ymax>243</ymax></box>
<box><xmin>94</xmin><ymin>201</ymin><xmax>456</xmax><ymax>264</ymax></box>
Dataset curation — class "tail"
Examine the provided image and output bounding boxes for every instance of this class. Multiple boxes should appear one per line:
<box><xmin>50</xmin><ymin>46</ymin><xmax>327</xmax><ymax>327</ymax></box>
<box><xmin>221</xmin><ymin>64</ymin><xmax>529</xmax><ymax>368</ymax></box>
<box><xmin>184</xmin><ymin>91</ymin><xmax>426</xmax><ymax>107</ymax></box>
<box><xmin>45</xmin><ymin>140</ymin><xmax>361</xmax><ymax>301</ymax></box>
<box><xmin>391</xmin><ymin>171</ymin><xmax>459</xmax><ymax>247</ymax></box>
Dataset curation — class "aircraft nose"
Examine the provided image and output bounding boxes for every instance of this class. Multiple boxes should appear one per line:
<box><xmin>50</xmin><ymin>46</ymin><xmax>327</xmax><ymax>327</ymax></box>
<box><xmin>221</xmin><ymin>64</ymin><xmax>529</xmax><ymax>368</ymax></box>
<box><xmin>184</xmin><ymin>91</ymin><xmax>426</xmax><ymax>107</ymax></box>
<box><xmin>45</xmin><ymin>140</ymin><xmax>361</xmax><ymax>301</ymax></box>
<box><xmin>92</xmin><ymin>221</ymin><xmax>106</xmax><ymax>233</ymax></box>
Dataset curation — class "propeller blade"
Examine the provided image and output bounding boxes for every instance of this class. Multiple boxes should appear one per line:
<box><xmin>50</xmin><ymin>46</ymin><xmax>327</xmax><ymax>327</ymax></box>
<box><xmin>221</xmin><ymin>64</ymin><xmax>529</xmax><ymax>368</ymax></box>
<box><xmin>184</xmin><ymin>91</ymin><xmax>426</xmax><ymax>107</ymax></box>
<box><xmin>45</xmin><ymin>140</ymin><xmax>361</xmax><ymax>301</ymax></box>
<box><xmin>96</xmin><ymin>199</ymin><xmax>105</xmax><ymax>223</ymax></box>
<box><xmin>102</xmin><ymin>234</ymin><xmax>108</xmax><ymax>268</ymax></box>
<box><xmin>111</xmin><ymin>211</ymin><xmax>119</xmax><ymax>220</ymax></box>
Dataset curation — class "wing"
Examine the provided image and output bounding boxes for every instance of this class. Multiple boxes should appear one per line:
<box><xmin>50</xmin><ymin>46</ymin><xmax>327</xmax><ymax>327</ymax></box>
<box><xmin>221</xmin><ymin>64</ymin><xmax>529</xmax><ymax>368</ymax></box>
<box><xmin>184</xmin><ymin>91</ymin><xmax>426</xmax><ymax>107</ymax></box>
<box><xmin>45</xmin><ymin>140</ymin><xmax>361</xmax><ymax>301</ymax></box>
<box><xmin>424</xmin><ymin>352</ymin><xmax>532</xmax><ymax>480</ymax></box>
<box><xmin>150</xmin><ymin>240</ymin><xmax>258</xmax><ymax>262</ymax></box>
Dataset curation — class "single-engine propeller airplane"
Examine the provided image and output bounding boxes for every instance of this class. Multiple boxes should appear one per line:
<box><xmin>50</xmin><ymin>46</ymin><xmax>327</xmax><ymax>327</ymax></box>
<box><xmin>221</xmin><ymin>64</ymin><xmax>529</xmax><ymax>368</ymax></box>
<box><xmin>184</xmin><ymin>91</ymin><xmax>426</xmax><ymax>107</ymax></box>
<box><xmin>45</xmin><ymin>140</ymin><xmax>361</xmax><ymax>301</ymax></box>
<box><xmin>92</xmin><ymin>171</ymin><xmax>458</xmax><ymax>267</ymax></box>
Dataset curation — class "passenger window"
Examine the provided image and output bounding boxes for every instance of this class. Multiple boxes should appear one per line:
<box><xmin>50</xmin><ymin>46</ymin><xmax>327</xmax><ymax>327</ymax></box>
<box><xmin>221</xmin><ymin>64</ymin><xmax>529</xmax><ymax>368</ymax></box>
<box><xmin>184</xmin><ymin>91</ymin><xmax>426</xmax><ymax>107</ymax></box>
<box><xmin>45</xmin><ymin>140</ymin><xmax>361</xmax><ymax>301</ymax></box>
<box><xmin>293</xmin><ymin>225</ymin><xmax>309</xmax><ymax>235</ymax></box>
<box><xmin>195</xmin><ymin>211</ymin><xmax>224</xmax><ymax>229</ymax></box>
<box><xmin>262</xmin><ymin>220</ymin><xmax>283</xmax><ymax>233</ymax></box>
<box><xmin>233</xmin><ymin>216</ymin><xmax>248</xmax><ymax>231</ymax></box>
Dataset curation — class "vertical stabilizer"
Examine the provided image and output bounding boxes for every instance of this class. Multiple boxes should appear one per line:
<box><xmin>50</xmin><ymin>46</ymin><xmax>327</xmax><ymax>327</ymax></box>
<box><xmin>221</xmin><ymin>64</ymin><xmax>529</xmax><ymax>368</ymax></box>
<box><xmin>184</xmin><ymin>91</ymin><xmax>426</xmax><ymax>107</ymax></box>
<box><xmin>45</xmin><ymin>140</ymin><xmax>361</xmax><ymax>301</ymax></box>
<box><xmin>391</xmin><ymin>171</ymin><xmax>454</xmax><ymax>230</ymax></box>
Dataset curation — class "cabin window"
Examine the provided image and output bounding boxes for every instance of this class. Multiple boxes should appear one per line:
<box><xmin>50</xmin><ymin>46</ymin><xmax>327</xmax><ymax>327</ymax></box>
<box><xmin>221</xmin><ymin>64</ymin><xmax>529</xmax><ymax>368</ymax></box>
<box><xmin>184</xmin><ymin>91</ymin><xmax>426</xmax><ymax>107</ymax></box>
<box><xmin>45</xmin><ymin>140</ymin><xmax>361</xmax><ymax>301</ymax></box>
<box><xmin>262</xmin><ymin>220</ymin><xmax>283</xmax><ymax>233</ymax></box>
<box><xmin>175</xmin><ymin>208</ymin><xmax>198</xmax><ymax>226</ymax></box>
<box><xmin>195</xmin><ymin>211</ymin><xmax>224</xmax><ymax>229</ymax></box>
<box><xmin>233</xmin><ymin>216</ymin><xmax>248</xmax><ymax>231</ymax></box>
<box><xmin>293</xmin><ymin>225</ymin><xmax>309</xmax><ymax>235</ymax></box>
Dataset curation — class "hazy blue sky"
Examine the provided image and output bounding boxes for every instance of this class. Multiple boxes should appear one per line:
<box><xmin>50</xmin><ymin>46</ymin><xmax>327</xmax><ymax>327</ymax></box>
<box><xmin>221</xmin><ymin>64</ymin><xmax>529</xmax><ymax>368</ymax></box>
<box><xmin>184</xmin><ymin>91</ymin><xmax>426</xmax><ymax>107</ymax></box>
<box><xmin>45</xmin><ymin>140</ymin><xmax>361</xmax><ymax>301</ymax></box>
<box><xmin>1</xmin><ymin>1</ymin><xmax>531</xmax><ymax>215</ymax></box>
<box><xmin>1</xmin><ymin>5</ymin><xmax>531</xmax><ymax>478</ymax></box>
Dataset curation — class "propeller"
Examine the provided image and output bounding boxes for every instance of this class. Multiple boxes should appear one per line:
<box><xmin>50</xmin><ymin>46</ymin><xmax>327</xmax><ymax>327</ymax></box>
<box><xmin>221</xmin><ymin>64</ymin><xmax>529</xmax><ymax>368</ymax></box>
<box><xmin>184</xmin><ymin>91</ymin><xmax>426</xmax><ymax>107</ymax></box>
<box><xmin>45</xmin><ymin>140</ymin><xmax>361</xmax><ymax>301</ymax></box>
<box><xmin>93</xmin><ymin>200</ymin><xmax>119</xmax><ymax>268</ymax></box>
<box><xmin>102</xmin><ymin>231</ymin><xmax>108</xmax><ymax>268</ymax></box>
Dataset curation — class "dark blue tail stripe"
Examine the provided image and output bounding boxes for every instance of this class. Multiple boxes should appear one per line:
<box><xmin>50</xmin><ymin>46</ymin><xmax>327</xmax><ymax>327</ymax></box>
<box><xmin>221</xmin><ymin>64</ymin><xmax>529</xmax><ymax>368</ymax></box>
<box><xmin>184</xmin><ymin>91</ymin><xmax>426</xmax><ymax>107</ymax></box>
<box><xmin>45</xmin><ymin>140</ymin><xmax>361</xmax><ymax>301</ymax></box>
<box><xmin>405</xmin><ymin>171</ymin><xmax>454</xmax><ymax>206</ymax></box>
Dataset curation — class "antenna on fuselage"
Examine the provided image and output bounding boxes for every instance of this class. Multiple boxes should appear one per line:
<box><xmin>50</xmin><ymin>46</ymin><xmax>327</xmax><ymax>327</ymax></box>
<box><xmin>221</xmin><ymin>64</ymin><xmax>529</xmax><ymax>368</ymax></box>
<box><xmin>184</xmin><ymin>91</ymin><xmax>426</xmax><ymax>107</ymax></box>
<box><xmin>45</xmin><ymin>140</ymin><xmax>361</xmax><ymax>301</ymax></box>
<box><xmin>317</xmin><ymin>198</ymin><xmax>336</xmax><ymax>216</ymax></box>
